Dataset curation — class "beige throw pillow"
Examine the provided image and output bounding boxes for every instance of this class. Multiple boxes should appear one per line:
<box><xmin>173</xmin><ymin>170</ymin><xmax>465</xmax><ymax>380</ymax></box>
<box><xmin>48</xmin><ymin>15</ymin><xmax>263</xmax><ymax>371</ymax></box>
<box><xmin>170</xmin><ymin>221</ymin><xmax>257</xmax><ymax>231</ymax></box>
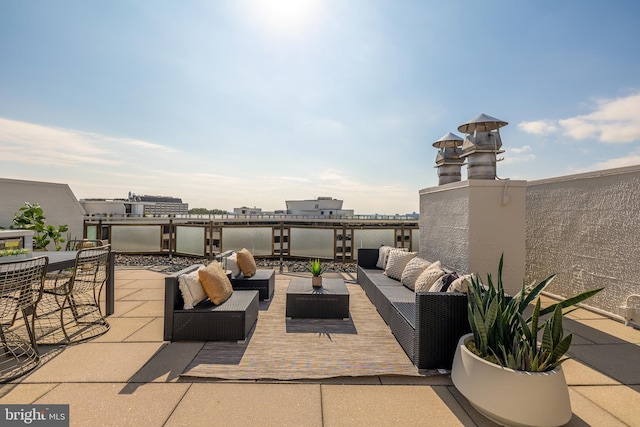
<box><xmin>198</xmin><ymin>261</ymin><xmax>233</xmax><ymax>305</ymax></box>
<box><xmin>178</xmin><ymin>267</ymin><xmax>207</xmax><ymax>309</ymax></box>
<box><xmin>236</xmin><ymin>248</ymin><xmax>257</xmax><ymax>277</ymax></box>
<box><xmin>384</xmin><ymin>249</ymin><xmax>417</xmax><ymax>280</ymax></box>
<box><xmin>400</xmin><ymin>257</ymin><xmax>432</xmax><ymax>290</ymax></box>
<box><xmin>415</xmin><ymin>267</ymin><xmax>445</xmax><ymax>292</ymax></box>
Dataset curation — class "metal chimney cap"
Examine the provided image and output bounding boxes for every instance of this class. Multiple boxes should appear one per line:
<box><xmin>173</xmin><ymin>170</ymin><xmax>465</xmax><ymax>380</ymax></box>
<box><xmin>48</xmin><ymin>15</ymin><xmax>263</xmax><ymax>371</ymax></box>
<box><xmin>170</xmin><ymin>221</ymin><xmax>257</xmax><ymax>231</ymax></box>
<box><xmin>432</xmin><ymin>132</ymin><xmax>463</xmax><ymax>148</ymax></box>
<box><xmin>458</xmin><ymin>113</ymin><xmax>508</xmax><ymax>134</ymax></box>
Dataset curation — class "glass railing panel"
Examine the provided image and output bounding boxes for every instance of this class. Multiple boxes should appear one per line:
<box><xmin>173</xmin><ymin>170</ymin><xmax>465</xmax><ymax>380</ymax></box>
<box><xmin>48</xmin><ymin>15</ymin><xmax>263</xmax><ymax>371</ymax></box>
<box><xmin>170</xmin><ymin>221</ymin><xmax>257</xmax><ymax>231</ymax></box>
<box><xmin>412</xmin><ymin>229</ymin><xmax>420</xmax><ymax>252</ymax></box>
<box><xmin>352</xmin><ymin>229</ymin><xmax>395</xmax><ymax>259</ymax></box>
<box><xmin>86</xmin><ymin>225</ymin><xmax>97</xmax><ymax>240</ymax></box>
<box><xmin>221</xmin><ymin>227</ymin><xmax>272</xmax><ymax>256</ymax></box>
<box><xmin>111</xmin><ymin>225</ymin><xmax>160</xmax><ymax>252</ymax></box>
<box><xmin>176</xmin><ymin>226</ymin><xmax>205</xmax><ymax>256</ymax></box>
<box><xmin>289</xmin><ymin>227</ymin><xmax>334</xmax><ymax>259</ymax></box>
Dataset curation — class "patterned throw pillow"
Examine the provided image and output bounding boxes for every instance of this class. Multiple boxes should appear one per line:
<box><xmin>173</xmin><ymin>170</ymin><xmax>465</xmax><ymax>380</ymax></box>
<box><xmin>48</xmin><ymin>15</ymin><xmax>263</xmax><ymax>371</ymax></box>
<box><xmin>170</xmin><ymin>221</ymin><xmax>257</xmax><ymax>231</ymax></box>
<box><xmin>236</xmin><ymin>248</ymin><xmax>257</xmax><ymax>278</ymax></box>
<box><xmin>384</xmin><ymin>249</ymin><xmax>417</xmax><ymax>280</ymax></box>
<box><xmin>448</xmin><ymin>274</ymin><xmax>473</xmax><ymax>293</ymax></box>
<box><xmin>376</xmin><ymin>246</ymin><xmax>394</xmax><ymax>269</ymax></box>
<box><xmin>178</xmin><ymin>267</ymin><xmax>207</xmax><ymax>309</ymax></box>
<box><xmin>400</xmin><ymin>257</ymin><xmax>432</xmax><ymax>290</ymax></box>
<box><xmin>198</xmin><ymin>261</ymin><xmax>233</xmax><ymax>305</ymax></box>
<box><xmin>415</xmin><ymin>267</ymin><xmax>445</xmax><ymax>292</ymax></box>
<box><xmin>430</xmin><ymin>272</ymin><xmax>460</xmax><ymax>292</ymax></box>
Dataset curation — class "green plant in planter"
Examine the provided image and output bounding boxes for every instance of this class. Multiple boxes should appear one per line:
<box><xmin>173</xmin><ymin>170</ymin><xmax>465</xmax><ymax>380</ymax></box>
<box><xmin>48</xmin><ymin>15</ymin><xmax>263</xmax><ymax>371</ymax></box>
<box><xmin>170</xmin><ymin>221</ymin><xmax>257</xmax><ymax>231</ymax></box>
<box><xmin>11</xmin><ymin>202</ymin><xmax>69</xmax><ymax>251</ymax></box>
<box><xmin>308</xmin><ymin>259</ymin><xmax>326</xmax><ymax>277</ymax></box>
<box><xmin>467</xmin><ymin>255</ymin><xmax>602</xmax><ymax>372</ymax></box>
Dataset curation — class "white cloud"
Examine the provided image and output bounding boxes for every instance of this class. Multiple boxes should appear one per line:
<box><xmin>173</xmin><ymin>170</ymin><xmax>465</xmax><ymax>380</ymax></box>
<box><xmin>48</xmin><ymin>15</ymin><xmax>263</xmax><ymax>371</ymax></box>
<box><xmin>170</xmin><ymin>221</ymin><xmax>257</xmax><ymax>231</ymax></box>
<box><xmin>518</xmin><ymin>120</ymin><xmax>558</xmax><ymax>135</ymax></box>
<box><xmin>594</xmin><ymin>154</ymin><xmax>640</xmax><ymax>170</ymax></box>
<box><xmin>518</xmin><ymin>93</ymin><xmax>640</xmax><ymax>144</ymax></box>
<box><xmin>510</xmin><ymin>145</ymin><xmax>532</xmax><ymax>154</ymax></box>
<box><xmin>502</xmin><ymin>145</ymin><xmax>535</xmax><ymax>164</ymax></box>
<box><xmin>559</xmin><ymin>93</ymin><xmax>640</xmax><ymax>143</ymax></box>
<box><xmin>0</xmin><ymin>117</ymin><xmax>178</xmax><ymax>167</ymax></box>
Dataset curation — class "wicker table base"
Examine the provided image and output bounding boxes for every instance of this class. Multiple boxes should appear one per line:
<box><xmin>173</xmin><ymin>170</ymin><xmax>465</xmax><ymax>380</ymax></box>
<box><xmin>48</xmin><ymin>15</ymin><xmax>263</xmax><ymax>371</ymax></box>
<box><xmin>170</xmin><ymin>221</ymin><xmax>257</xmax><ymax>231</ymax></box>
<box><xmin>285</xmin><ymin>277</ymin><xmax>350</xmax><ymax>319</ymax></box>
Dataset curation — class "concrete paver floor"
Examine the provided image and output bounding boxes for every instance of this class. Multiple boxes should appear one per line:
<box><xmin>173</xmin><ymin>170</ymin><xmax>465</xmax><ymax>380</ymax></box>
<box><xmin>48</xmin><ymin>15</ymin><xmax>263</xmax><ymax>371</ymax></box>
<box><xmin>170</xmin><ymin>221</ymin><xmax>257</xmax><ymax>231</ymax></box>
<box><xmin>0</xmin><ymin>268</ymin><xmax>638</xmax><ymax>426</ymax></box>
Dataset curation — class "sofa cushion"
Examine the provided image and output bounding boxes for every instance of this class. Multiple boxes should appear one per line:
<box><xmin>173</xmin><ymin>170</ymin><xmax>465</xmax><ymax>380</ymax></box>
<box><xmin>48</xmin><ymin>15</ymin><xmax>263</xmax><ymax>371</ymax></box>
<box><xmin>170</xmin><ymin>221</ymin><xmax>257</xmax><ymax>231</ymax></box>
<box><xmin>376</xmin><ymin>246</ymin><xmax>394</xmax><ymax>269</ymax></box>
<box><xmin>198</xmin><ymin>261</ymin><xmax>234</xmax><ymax>305</ymax></box>
<box><xmin>416</xmin><ymin>267</ymin><xmax>445</xmax><ymax>292</ymax></box>
<box><xmin>236</xmin><ymin>248</ymin><xmax>257</xmax><ymax>278</ymax></box>
<box><xmin>384</xmin><ymin>249</ymin><xmax>417</xmax><ymax>280</ymax></box>
<box><xmin>178</xmin><ymin>267</ymin><xmax>207</xmax><ymax>309</ymax></box>
<box><xmin>400</xmin><ymin>257</ymin><xmax>432</xmax><ymax>290</ymax></box>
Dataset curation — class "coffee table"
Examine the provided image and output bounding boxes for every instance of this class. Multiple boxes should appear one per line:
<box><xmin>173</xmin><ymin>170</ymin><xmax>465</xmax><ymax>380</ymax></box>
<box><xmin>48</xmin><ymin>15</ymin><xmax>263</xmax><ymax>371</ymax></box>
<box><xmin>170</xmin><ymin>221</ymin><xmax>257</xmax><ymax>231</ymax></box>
<box><xmin>285</xmin><ymin>277</ymin><xmax>350</xmax><ymax>319</ymax></box>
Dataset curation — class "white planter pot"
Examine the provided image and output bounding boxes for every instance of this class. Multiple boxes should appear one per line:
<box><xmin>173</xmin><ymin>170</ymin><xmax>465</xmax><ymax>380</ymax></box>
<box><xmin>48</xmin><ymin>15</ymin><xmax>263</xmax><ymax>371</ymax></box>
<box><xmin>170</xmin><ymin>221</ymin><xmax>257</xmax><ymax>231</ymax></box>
<box><xmin>451</xmin><ymin>333</ymin><xmax>572</xmax><ymax>427</ymax></box>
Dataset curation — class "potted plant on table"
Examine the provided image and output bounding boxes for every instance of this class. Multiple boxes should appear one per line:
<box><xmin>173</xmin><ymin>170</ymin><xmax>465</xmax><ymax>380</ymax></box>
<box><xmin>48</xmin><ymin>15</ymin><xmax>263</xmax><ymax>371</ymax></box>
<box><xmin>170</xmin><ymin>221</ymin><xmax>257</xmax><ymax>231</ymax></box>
<box><xmin>308</xmin><ymin>258</ymin><xmax>326</xmax><ymax>288</ymax></box>
<box><xmin>451</xmin><ymin>255</ymin><xmax>602</xmax><ymax>427</ymax></box>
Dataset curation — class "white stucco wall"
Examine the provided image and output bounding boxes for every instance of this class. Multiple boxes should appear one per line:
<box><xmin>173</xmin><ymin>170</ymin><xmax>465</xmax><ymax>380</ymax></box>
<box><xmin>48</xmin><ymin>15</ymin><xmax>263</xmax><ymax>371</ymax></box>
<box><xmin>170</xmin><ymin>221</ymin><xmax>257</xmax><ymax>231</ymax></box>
<box><xmin>419</xmin><ymin>179</ymin><xmax>526</xmax><ymax>295</ymax></box>
<box><xmin>0</xmin><ymin>178</ymin><xmax>86</xmax><ymax>249</ymax></box>
<box><xmin>526</xmin><ymin>165</ymin><xmax>640</xmax><ymax>324</ymax></box>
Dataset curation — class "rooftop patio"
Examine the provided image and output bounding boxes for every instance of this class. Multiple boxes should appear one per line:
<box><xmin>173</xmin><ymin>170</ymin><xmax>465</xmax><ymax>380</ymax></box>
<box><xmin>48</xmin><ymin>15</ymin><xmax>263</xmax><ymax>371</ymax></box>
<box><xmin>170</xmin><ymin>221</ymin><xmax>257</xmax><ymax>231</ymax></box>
<box><xmin>0</xmin><ymin>265</ymin><xmax>638</xmax><ymax>426</ymax></box>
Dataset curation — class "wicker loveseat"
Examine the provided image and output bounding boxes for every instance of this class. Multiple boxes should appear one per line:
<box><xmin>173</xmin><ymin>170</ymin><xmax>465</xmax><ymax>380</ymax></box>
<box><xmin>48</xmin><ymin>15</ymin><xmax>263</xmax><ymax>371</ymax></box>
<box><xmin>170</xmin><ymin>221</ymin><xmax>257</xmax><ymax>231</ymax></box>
<box><xmin>164</xmin><ymin>265</ymin><xmax>259</xmax><ymax>342</ymax></box>
<box><xmin>357</xmin><ymin>248</ymin><xmax>470</xmax><ymax>370</ymax></box>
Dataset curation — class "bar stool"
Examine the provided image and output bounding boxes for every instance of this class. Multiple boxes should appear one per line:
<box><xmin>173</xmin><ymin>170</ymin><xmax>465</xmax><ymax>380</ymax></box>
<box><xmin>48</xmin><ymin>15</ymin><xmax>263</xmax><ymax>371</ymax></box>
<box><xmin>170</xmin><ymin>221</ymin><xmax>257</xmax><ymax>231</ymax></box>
<box><xmin>0</xmin><ymin>256</ymin><xmax>48</xmax><ymax>382</ymax></box>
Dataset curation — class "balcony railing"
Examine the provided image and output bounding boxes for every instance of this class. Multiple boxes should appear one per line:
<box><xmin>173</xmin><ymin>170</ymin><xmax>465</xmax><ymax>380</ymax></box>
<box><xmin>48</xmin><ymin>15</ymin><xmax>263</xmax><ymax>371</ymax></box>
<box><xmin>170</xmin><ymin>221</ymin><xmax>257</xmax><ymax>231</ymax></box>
<box><xmin>84</xmin><ymin>216</ymin><xmax>420</xmax><ymax>261</ymax></box>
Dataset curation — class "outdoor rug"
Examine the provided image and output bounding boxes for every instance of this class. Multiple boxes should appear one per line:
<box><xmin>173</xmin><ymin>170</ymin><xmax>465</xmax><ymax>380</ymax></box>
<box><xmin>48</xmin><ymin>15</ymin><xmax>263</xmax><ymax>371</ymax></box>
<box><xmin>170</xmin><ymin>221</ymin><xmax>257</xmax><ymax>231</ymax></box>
<box><xmin>181</xmin><ymin>272</ymin><xmax>420</xmax><ymax>380</ymax></box>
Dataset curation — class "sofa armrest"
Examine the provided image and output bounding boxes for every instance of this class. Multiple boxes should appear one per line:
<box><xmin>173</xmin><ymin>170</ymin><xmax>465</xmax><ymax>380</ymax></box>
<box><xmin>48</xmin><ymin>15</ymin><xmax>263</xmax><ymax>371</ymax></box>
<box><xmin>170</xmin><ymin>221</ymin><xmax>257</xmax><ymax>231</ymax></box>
<box><xmin>357</xmin><ymin>248</ymin><xmax>379</xmax><ymax>269</ymax></box>
<box><xmin>164</xmin><ymin>264</ymin><xmax>204</xmax><ymax>341</ymax></box>
<box><xmin>414</xmin><ymin>292</ymin><xmax>470</xmax><ymax>369</ymax></box>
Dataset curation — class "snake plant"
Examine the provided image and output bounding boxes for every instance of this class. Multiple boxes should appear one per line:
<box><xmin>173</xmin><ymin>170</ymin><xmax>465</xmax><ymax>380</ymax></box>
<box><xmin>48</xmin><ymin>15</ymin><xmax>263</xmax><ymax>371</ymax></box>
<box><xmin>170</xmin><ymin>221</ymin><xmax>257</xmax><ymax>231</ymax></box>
<box><xmin>467</xmin><ymin>255</ymin><xmax>602</xmax><ymax>372</ymax></box>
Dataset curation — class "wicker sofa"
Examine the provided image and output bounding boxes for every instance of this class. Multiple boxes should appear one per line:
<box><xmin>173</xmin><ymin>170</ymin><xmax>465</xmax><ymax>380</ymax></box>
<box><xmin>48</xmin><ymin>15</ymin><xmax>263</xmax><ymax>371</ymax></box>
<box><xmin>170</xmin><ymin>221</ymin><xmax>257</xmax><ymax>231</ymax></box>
<box><xmin>357</xmin><ymin>248</ymin><xmax>470</xmax><ymax>370</ymax></box>
<box><xmin>164</xmin><ymin>265</ymin><xmax>259</xmax><ymax>342</ymax></box>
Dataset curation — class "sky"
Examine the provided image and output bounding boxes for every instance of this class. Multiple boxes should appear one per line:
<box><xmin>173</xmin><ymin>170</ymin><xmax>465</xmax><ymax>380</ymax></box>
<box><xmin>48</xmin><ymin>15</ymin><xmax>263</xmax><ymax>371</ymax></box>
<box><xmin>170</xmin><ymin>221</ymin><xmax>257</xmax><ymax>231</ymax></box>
<box><xmin>1</xmin><ymin>1</ymin><xmax>639</xmax><ymax>215</ymax></box>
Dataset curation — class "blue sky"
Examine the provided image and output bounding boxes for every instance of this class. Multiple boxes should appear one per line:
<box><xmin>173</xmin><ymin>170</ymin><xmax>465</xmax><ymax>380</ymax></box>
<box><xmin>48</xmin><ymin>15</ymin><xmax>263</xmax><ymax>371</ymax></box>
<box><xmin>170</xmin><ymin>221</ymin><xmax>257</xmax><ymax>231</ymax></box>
<box><xmin>1</xmin><ymin>1</ymin><xmax>639</xmax><ymax>214</ymax></box>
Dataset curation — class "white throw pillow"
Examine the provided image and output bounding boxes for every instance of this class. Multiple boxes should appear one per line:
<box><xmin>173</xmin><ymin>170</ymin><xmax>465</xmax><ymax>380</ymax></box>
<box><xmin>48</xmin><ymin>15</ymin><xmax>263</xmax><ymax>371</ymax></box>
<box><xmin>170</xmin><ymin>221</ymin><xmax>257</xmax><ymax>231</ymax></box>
<box><xmin>415</xmin><ymin>267</ymin><xmax>445</xmax><ymax>292</ymax></box>
<box><xmin>400</xmin><ymin>257</ymin><xmax>432</xmax><ymax>290</ymax></box>
<box><xmin>376</xmin><ymin>246</ymin><xmax>394</xmax><ymax>269</ymax></box>
<box><xmin>178</xmin><ymin>267</ymin><xmax>207</xmax><ymax>309</ymax></box>
<box><xmin>384</xmin><ymin>249</ymin><xmax>417</xmax><ymax>280</ymax></box>
<box><xmin>448</xmin><ymin>274</ymin><xmax>473</xmax><ymax>293</ymax></box>
<box><xmin>226</xmin><ymin>252</ymin><xmax>241</xmax><ymax>278</ymax></box>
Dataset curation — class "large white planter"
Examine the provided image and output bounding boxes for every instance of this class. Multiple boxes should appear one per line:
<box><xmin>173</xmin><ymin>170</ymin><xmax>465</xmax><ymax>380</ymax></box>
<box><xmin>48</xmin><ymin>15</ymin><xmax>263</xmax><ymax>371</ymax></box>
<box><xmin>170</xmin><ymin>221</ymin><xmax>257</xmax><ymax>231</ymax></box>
<box><xmin>451</xmin><ymin>333</ymin><xmax>572</xmax><ymax>427</ymax></box>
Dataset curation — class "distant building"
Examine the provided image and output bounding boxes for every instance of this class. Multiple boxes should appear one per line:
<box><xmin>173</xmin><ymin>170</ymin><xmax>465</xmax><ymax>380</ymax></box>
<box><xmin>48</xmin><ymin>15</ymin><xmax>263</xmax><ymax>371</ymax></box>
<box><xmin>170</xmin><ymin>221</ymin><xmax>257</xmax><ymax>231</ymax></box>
<box><xmin>285</xmin><ymin>197</ymin><xmax>354</xmax><ymax>217</ymax></box>
<box><xmin>233</xmin><ymin>207</ymin><xmax>263</xmax><ymax>216</ymax></box>
<box><xmin>81</xmin><ymin>192</ymin><xmax>188</xmax><ymax>217</ymax></box>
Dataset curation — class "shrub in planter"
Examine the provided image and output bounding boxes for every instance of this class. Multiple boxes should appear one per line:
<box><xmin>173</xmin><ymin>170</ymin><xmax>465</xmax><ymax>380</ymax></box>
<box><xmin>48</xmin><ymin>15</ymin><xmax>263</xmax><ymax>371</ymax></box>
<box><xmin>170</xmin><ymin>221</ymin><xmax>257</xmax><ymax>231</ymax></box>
<box><xmin>452</xmin><ymin>255</ymin><xmax>602</xmax><ymax>426</ymax></box>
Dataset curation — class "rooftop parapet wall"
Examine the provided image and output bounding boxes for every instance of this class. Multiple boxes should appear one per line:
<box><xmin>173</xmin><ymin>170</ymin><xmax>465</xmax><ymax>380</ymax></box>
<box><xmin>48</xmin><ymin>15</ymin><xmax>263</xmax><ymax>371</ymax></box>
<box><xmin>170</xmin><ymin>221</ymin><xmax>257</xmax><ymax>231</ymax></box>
<box><xmin>526</xmin><ymin>165</ymin><xmax>640</xmax><ymax>324</ymax></box>
<box><xmin>419</xmin><ymin>179</ymin><xmax>526</xmax><ymax>296</ymax></box>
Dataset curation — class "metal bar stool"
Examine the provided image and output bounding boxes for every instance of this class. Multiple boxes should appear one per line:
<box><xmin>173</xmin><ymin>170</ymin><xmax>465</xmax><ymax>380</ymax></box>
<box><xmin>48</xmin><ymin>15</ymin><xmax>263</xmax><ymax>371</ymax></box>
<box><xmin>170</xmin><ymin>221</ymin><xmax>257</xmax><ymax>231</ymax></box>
<box><xmin>0</xmin><ymin>256</ymin><xmax>48</xmax><ymax>382</ymax></box>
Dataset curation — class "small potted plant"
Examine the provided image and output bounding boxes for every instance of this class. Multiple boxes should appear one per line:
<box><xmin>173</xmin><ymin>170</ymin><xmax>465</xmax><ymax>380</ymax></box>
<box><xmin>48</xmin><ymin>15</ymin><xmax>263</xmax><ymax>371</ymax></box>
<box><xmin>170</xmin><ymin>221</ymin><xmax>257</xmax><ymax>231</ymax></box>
<box><xmin>451</xmin><ymin>255</ymin><xmax>602</xmax><ymax>427</ymax></box>
<box><xmin>308</xmin><ymin>258</ymin><xmax>326</xmax><ymax>288</ymax></box>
